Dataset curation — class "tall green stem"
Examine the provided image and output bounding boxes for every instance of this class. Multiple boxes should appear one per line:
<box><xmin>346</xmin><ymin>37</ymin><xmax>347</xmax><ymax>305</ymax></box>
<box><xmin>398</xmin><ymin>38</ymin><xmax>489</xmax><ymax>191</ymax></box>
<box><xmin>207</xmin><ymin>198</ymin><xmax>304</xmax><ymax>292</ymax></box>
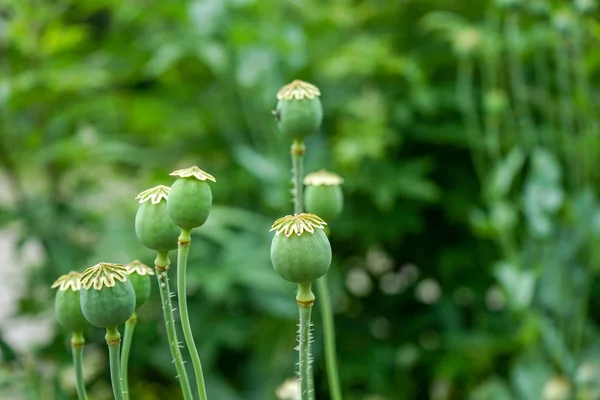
<box><xmin>177</xmin><ymin>230</ymin><xmax>208</xmax><ymax>400</ymax></box>
<box><xmin>155</xmin><ymin>252</ymin><xmax>193</xmax><ymax>400</ymax></box>
<box><xmin>571</xmin><ymin>17</ymin><xmax>596</xmax><ymax>184</ymax></box>
<box><xmin>457</xmin><ymin>57</ymin><xmax>486</xmax><ymax>183</ymax></box>
<box><xmin>291</xmin><ymin>139</ymin><xmax>305</xmax><ymax>215</ymax></box>
<box><xmin>297</xmin><ymin>283</ymin><xmax>315</xmax><ymax>400</ymax></box>
<box><xmin>505</xmin><ymin>10</ymin><xmax>536</xmax><ymax>148</ymax></box>
<box><xmin>105</xmin><ymin>327</ymin><xmax>124</xmax><ymax>400</ymax></box>
<box><xmin>553</xmin><ymin>30</ymin><xmax>577</xmax><ymax>188</ymax></box>
<box><xmin>71</xmin><ymin>332</ymin><xmax>87</xmax><ymax>400</ymax></box>
<box><xmin>316</xmin><ymin>276</ymin><xmax>342</xmax><ymax>400</ymax></box>
<box><xmin>120</xmin><ymin>313</ymin><xmax>136</xmax><ymax>400</ymax></box>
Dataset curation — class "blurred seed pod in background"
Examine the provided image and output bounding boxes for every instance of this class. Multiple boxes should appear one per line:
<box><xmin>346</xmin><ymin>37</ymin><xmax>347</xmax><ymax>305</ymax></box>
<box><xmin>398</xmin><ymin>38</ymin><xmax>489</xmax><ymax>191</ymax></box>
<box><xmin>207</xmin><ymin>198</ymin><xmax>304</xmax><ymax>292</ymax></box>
<box><xmin>52</xmin><ymin>271</ymin><xmax>90</xmax><ymax>333</ymax></box>
<box><xmin>304</xmin><ymin>170</ymin><xmax>344</xmax><ymax>223</ymax></box>
<box><xmin>125</xmin><ymin>260</ymin><xmax>154</xmax><ymax>311</ymax></box>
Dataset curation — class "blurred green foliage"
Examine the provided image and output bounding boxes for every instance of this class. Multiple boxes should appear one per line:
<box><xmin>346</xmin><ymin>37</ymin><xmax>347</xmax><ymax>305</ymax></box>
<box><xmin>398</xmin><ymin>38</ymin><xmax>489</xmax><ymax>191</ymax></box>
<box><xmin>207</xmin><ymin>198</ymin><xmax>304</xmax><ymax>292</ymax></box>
<box><xmin>2</xmin><ymin>0</ymin><xmax>600</xmax><ymax>399</ymax></box>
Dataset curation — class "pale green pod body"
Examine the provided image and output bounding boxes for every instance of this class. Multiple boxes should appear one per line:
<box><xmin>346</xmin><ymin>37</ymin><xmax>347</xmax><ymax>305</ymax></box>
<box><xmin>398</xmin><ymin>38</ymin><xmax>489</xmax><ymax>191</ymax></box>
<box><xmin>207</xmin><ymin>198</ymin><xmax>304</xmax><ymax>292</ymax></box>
<box><xmin>271</xmin><ymin>229</ymin><xmax>332</xmax><ymax>284</ymax></box>
<box><xmin>304</xmin><ymin>185</ymin><xmax>344</xmax><ymax>222</ymax></box>
<box><xmin>79</xmin><ymin>263</ymin><xmax>136</xmax><ymax>328</ymax></box>
<box><xmin>277</xmin><ymin>97</ymin><xmax>323</xmax><ymax>140</ymax></box>
<box><xmin>135</xmin><ymin>201</ymin><xmax>179</xmax><ymax>252</ymax></box>
<box><xmin>81</xmin><ymin>281</ymin><xmax>136</xmax><ymax>328</ymax></box>
<box><xmin>167</xmin><ymin>178</ymin><xmax>212</xmax><ymax>230</ymax></box>
<box><xmin>55</xmin><ymin>288</ymin><xmax>89</xmax><ymax>332</ymax></box>
<box><xmin>269</xmin><ymin>214</ymin><xmax>331</xmax><ymax>284</ymax></box>
<box><xmin>128</xmin><ymin>273</ymin><xmax>150</xmax><ymax>311</ymax></box>
<box><xmin>125</xmin><ymin>260</ymin><xmax>154</xmax><ymax>311</ymax></box>
<box><xmin>52</xmin><ymin>271</ymin><xmax>89</xmax><ymax>333</ymax></box>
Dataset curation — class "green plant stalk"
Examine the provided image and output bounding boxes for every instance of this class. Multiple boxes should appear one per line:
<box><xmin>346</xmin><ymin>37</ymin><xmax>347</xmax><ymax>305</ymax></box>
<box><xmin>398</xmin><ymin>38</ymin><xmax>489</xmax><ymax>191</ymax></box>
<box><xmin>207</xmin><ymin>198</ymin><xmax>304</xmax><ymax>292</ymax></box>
<box><xmin>505</xmin><ymin>10</ymin><xmax>536</xmax><ymax>148</ymax></box>
<box><xmin>297</xmin><ymin>283</ymin><xmax>315</xmax><ymax>400</ymax></box>
<box><xmin>316</xmin><ymin>276</ymin><xmax>342</xmax><ymax>400</ymax></box>
<box><xmin>553</xmin><ymin>31</ymin><xmax>577</xmax><ymax>188</ymax></box>
<box><xmin>533</xmin><ymin>36</ymin><xmax>556</xmax><ymax>149</ymax></box>
<box><xmin>291</xmin><ymin>139</ymin><xmax>305</xmax><ymax>215</ymax></box>
<box><xmin>71</xmin><ymin>332</ymin><xmax>87</xmax><ymax>400</ymax></box>
<box><xmin>177</xmin><ymin>230</ymin><xmax>208</xmax><ymax>400</ymax></box>
<box><xmin>571</xmin><ymin>18</ymin><xmax>596</xmax><ymax>184</ymax></box>
<box><xmin>457</xmin><ymin>57</ymin><xmax>486</xmax><ymax>184</ymax></box>
<box><xmin>481</xmin><ymin>6</ymin><xmax>501</xmax><ymax>162</ymax></box>
<box><xmin>120</xmin><ymin>313</ymin><xmax>136</xmax><ymax>400</ymax></box>
<box><xmin>155</xmin><ymin>251</ymin><xmax>193</xmax><ymax>400</ymax></box>
<box><xmin>291</xmin><ymin>138</ymin><xmax>324</xmax><ymax>400</ymax></box>
<box><xmin>105</xmin><ymin>327</ymin><xmax>124</xmax><ymax>400</ymax></box>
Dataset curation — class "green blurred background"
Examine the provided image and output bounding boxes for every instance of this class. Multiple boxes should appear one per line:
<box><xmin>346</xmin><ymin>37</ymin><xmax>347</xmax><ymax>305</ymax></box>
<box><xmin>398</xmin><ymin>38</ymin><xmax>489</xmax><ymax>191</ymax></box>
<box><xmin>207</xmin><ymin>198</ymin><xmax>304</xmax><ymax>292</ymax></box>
<box><xmin>2</xmin><ymin>0</ymin><xmax>600</xmax><ymax>399</ymax></box>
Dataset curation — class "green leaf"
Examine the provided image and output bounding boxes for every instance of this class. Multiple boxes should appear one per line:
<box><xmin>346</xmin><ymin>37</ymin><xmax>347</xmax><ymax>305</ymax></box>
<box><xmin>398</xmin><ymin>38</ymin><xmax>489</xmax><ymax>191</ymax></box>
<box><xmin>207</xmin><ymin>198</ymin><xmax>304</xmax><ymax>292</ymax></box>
<box><xmin>486</xmin><ymin>146</ymin><xmax>525</xmax><ymax>201</ymax></box>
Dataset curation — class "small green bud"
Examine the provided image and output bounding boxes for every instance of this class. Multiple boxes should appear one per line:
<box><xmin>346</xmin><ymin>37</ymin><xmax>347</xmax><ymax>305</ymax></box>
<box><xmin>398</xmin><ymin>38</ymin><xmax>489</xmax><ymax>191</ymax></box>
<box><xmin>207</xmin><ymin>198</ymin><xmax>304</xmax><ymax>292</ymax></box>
<box><xmin>167</xmin><ymin>166</ymin><xmax>215</xmax><ymax>231</ymax></box>
<box><xmin>80</xmin><ymin>263</ymin><xmax>136</xmax><ymax>328</ymax></box>
<box><xmin>274</xmin><ymin>80</ymin><xmax>323</xmax><ymax>140</ymax></box>
<box><xmin>135</xmin><ymin>185</ymin><xmax>180</xmax><ymax>252</ymax></box>
<box><xmin>304</xmin><ymin>170</ymin><xmax>344</xmax><ymax>222</ymax></box>
<box><xmin>270</xmin><ymin>214</ymin><xmax>332</xmax><ymax>284</ymax></box>
<box><xmin>125</xmin><ymin>260</ymin><xmax>154</xmax><ymax>310</ymax></box>
<box><xmin>52</xmin><ymin>271</ymin><xmax>90</xmax><ymax>333</ymax></box>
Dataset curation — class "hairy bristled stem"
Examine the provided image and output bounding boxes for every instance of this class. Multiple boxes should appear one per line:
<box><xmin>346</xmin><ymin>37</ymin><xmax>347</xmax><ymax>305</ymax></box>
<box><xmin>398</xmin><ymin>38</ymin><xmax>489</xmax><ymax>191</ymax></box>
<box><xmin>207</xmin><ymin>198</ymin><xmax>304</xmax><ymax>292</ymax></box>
<box><xmin>316</xmin><ymin>276</ymin><xmax>342</xmax><ymax>400</ymax></box>
<box><xmin>120</xmin><ymin>313</ymin><xmax>136</xmax><ymax>400</ymax></box>
<box><xmin>105</xmin><ymin>327</ymin><xmax>124</xmax><ymax>400</ymax></box>
<box><xmin>297</xmin><ymin>283</ymin><xmax>315</xmax><ymax>400</ymax></box>
<box><xmin>71</xmin><ymin>332</ymin><xmax>87</xmax><ymax>400</ymax></box>
<box><xmin>291</xmin><ymin>138</ymin><xmax>316</xmax><ymax>398</ymax></box>
<box><xmin>291</xmin><ymin>139</ymin><xmax>305</xmax><ymax>215</ymax></box>
<box><xmin>177</xmin><ymin>230</ymin><xmax>208</xmax><ymax>400</ymax></box>
<box><xmin>155</xmin><ymin>252</ymin><xmax>193</xmax><ymax>400</ymax></box>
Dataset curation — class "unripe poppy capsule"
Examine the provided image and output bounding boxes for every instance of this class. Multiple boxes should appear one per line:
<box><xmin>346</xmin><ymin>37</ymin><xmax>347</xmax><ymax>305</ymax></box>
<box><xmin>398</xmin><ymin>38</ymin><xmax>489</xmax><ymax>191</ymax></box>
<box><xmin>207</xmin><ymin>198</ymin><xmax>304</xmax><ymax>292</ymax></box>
<box><xmin>125</xmin><ymin>260</ymin><xmax>154</xmax><ymax>311</ymax></box>
<box><xmin>80</xmin><ymin>263</ymin><xmax>136</xmax><ymax>328</ymax></box>
<box><xmin>52</xmin><ymin>271</ymin><xmax>90</xmax><ymax>333</ymax></box>
<box><xmin>304</xmin><ymin>170</ymin><xmax>344</xmax><ymax>222</ymax></box>
<box><xmin>167</xmin><ymin>166</ymin><xmax>215</xmax><ymax>231</ymax></box>
<box><xmin>274</xmin><ymin>80</ymin><xmax>323</xmax><ymax>140</ymax></box>
<box><xmin>270</xmin><ymin>214</ymin><xmax>332</xmax><ymax>284</ymax></box>
<box><xmin>135</xmin><ymin>185</ymin><xmax>180</xmax><ymax>253</ymax></box>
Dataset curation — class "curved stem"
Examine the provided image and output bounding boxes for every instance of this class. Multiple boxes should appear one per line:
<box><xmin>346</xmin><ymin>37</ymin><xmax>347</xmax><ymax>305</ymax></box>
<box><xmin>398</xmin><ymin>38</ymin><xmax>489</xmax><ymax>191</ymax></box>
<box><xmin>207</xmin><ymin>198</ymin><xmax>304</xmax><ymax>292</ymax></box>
<box><xmin>120</xmin><ymin>313</ymin><xmax>136</xmax><ymax>400</ymax></box>
<box><xmin>316</xmin><ymin>276</ymin><xmax>342</xmax><ymax>400</ymax></box>
<box><xmin>297</xmin><ymin>283</ymin><xmax>315</xmax><ymax>400</ymax></box>
<box><xmin>155</xmin><ymin>252</ymin><xmax>193</xmax><ymax>400</ymax></box>
<box><xmin>291</xmin><ymin>139</ymin><xmax>305</xmax><ymax>215</ymax></box>
<box><xmin>71</xmin><ymin>332</ymin><xmax>87</xmax><ymax>400</ymax></box>
<box><xmin>105</xmin><ymin>327</ymin><xmax>123</xmax><ymax>400</ymax></box>
<box><xmin>177</xmin><ymin>230</ymin><xmax>208</xmax><ymax>400</ymax></box>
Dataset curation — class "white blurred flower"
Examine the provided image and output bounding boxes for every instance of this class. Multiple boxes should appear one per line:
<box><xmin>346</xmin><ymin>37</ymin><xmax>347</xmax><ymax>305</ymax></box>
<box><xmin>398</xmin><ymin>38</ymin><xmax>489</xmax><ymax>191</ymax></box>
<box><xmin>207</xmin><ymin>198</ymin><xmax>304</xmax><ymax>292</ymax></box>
<box><xmin>346</xmin><ymin>267</ymin><xmax>373</xmax><ymax>297</ymax></box>
<box><xmin>415</xmin><ymin>279</ymin><xmax>441</xmax><ymax>304</ymax></box>
<box><xmin>276</xmin><ymin>378</ymin><xmax>300</xmax><ymax>400</ymax></box>
<box><xmin>542</xmin><ymin>376</ymin><xmax>571</xmax><ymax>400</ymax></box>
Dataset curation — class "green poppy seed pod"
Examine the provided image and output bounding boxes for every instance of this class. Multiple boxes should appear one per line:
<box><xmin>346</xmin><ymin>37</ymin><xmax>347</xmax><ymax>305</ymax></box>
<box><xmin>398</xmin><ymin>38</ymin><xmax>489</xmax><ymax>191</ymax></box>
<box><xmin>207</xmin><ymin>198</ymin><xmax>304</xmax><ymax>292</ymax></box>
<box><xmin>52</xmin><ymin>271</ymin><xmax>90</xmax><ymax>333</ymax></box>
<box><xmin>125</xmin><ymin>260</ymin><xmax>154</xmax><ymax>310</ymax></box>
<box><xmin>274</xmin><ymin>80</ymin><xmax>323</xmax><ymax>140</ymax></box>
<box><xmin>304</xmin><ymin>170</ymin><xmax>344</xmax><ymax>222</ymax></box>
<box><xmin>270</xmin><ymin>214</ymin><xmax>332</xmax><ymax>284</ymax></box>
<box><xmin>167</xmin><ymin>166</ymin><xmax>215</xmax><ymax>231</ymax></box>
<box><xmin>80</xmin><ymin>263</ymin><xmax>136</xmax><ymax>328</ymax></box>
<box><xmin>135</xmin><ymin>185</ymin><xmax>180</xmax><ymax>252</ymax></box>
